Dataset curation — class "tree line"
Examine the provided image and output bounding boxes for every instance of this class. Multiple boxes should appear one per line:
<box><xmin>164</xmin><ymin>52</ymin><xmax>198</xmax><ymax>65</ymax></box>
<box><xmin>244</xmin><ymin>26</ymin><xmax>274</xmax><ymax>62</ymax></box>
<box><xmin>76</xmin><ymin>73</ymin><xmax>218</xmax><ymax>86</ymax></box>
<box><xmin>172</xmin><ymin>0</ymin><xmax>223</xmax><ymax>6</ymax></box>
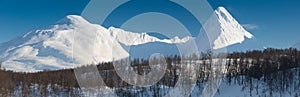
<box><xmin>0</xmin><ymin>48</ymin><xmax>299</xmax><ymax>96</ymax></box>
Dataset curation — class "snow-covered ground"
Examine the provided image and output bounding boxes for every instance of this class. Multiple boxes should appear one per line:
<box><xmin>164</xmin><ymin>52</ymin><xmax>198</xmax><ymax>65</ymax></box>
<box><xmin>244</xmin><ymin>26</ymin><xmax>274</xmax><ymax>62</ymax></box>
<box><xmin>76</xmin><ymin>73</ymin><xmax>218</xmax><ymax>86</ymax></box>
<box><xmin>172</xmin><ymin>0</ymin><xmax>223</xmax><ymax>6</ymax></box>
<box><xmin>7</xmin><ymin>67</ymin><xmax>299</xmax><ymax>97</ymax></box>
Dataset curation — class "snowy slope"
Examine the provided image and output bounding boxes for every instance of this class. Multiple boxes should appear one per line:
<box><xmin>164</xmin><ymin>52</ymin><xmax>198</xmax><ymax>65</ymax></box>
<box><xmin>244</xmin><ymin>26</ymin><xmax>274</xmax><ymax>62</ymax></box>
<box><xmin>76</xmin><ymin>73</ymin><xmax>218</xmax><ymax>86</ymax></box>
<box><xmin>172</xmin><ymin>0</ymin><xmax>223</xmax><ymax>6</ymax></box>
<box><xmin>202</xmin><ymin>7</ymin><xmax>253</xmax><ymax>49</ymax></box>
<box><xmin>0</xmin><ymin>15</ymin><xmax>189</xmax><ymax>72</ymax></box>
<box><xmin>0</xmin><ymin>7</ymin><xmax>253</xmax><ymax>72</ymax></box>
<box><xmin>109</xmin><ymin>27</ymin><xmax>191</xmax><ymax>46</ymax></box>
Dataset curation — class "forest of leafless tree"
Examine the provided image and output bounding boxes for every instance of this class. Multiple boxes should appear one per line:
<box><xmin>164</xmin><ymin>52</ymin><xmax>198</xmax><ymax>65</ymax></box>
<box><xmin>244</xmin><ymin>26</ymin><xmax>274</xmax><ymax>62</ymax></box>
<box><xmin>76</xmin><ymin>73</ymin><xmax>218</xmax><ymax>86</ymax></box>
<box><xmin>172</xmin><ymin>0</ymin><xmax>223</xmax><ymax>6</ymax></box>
<box><xmin>0</xmin><ymin>48</ymin><xmax>299</xmax><ymax>97</ymax></box>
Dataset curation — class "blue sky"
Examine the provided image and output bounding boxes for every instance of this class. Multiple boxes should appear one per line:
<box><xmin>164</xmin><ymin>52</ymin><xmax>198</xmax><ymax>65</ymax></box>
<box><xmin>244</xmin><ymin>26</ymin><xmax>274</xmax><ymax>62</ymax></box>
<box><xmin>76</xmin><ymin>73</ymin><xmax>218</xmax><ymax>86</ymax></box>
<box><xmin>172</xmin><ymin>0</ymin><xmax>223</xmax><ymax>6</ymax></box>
<box><xmin>0</xmin><ymin>0</ymin><xmax>299</xmax><ymax>51</ymax></box>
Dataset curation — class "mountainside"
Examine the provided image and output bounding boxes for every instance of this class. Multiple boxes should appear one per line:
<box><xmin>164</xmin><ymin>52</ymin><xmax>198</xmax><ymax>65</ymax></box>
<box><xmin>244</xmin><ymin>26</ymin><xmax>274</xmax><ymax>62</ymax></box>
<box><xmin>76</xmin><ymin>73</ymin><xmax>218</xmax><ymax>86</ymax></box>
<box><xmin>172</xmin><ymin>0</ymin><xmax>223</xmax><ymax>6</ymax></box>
<box><xmin>202</xmin><ymin>7</ymin><xmax>253</xmax><ymax>49</ymax></box>
<box><xmin>0</xmin><ymin>7</ymin><xmax>253</xmax><ymax>72</ymax></box>
<box><xmin>0</xmin><ymin>15</ymin><xmax>189</xmax><ymax>72</ymax></box>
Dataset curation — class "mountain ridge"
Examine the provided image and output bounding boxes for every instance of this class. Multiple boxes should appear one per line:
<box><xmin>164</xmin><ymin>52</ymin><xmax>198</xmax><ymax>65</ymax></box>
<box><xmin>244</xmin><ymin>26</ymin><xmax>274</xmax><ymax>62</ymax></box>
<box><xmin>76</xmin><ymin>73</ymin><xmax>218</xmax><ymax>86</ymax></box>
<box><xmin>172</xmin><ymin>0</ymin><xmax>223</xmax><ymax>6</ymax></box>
<box><xmin>211</xmin><ymin>7</ymin><xmax>253</xmax><ymax>49</ymax></box>
<box><xmin>0</xmin><ymin>15</ymin><xmax>191</xmax><ymax>72</ymax></box>
<box><xmin>0</xmin><ymin>7</ymin><xmax>253</xmax><ymax>72</ymax></box>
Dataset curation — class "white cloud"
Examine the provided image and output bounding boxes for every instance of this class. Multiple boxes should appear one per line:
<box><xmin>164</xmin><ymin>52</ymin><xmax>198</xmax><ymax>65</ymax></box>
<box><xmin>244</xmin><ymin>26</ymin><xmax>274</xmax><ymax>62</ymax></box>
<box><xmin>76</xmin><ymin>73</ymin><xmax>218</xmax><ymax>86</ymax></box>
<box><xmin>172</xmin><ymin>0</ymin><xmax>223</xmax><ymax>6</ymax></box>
<box><xmin>242</xmin><ymin>24</ymin><xmax>259</xmax><ymax>30</ymax></box>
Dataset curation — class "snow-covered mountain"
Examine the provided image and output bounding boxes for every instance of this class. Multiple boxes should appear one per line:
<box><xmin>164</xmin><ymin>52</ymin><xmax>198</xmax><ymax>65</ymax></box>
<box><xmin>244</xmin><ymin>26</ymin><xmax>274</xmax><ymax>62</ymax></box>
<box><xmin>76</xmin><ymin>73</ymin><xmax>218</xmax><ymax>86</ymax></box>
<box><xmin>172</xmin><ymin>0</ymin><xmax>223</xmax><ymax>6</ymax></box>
<box><xmin>0</xmin><ymin>15</ymin><xmax>189</xmax><ymax>72</ymax></box>
<box><xmin>200</xmin><ymin>7</ymin><xmax>253</xmax><ymax>49</ymax></box>
<box><xmin>0</xmin><ymin>7</ymin><xmax>253</xmax><ymax>72</ymax></box>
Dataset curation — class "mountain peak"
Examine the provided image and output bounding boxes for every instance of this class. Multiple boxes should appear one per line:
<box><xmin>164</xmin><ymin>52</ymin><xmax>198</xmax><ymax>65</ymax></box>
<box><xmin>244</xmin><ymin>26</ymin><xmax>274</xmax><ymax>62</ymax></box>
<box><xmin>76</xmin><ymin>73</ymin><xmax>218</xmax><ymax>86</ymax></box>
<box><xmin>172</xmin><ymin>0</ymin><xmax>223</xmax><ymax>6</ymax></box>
<box><xmin>56</xmin><ymin>15</ymin><xmax>89</xmax><ymax>25</ymax></box>
<box><xmin>215</xmin><ymin>6</ymin><xmax>235</xmax><ymax>23</ymax></box>
<box><xmin>211</xmin><ymin>6</ymin><xmax>253</xmax><ymax>49</ymax></box>
<box><xmin>0</xmin><ymin>6</ymin><xmax>254</xmax><ymax>72</ymax></box>
<box><xmin>216</xmin><ymin>6</ymin><xmax>228</xmax><ymax>12</ymax></box>
<box><xmin>0</xmin><ymin>15</ymin><xmax>192</xmax><ymax>72</ymax></box>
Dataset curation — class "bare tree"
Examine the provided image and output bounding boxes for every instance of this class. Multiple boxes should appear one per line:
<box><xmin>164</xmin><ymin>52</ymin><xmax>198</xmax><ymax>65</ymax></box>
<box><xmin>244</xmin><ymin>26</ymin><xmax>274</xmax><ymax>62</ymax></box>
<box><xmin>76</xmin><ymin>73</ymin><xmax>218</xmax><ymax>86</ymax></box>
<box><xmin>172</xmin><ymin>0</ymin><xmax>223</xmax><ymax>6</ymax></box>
<box><xmin>0</xmin><ymin>61</ymin><xmax>2</xmax><ymax>69</ymax></box>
